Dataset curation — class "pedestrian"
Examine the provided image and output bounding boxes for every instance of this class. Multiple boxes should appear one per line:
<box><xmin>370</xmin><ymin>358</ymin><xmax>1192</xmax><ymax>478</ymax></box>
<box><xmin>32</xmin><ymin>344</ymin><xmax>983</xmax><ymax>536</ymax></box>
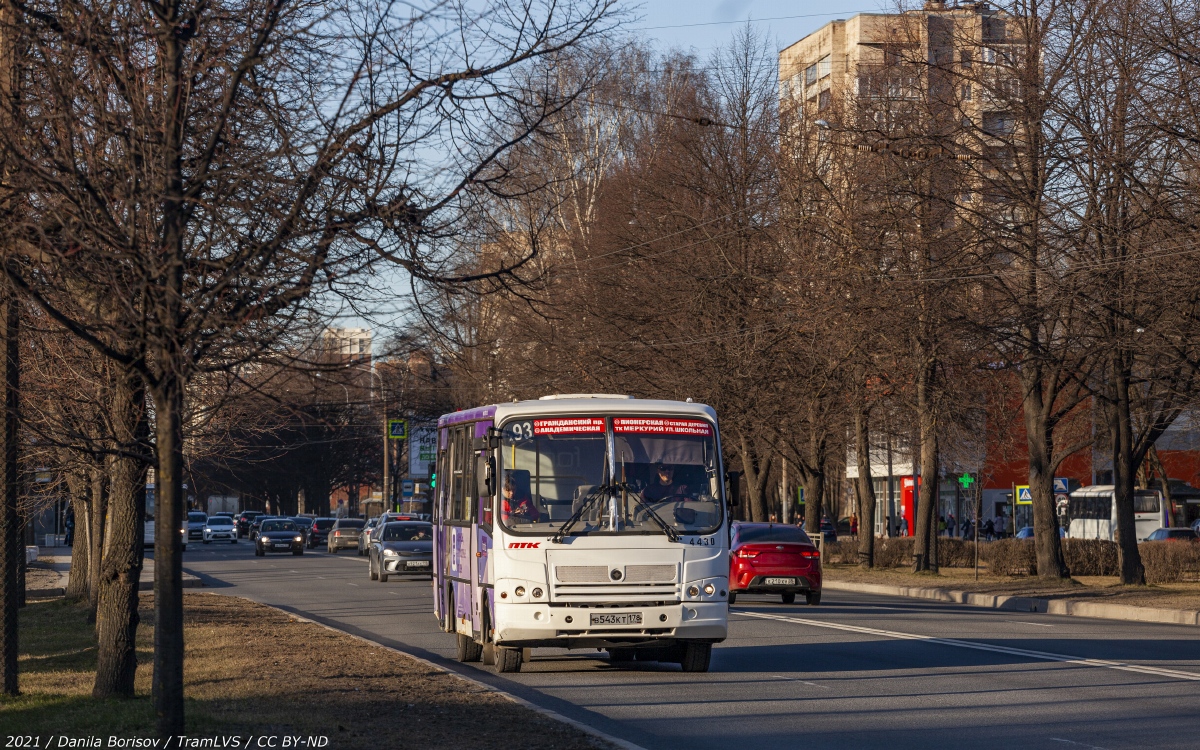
<box><xmin>984</xmin><ymin>518</ymin><xmax>995</xmax><ymax>540</ymax></box>
<box><xmin>850</xmin><ymin>514</ymin><xmax>859</xmax><ymax>538</ymax></box>
<box><xmin>938</xmin><ymin>515</ymin><xmax>946</xmax><ymax>536</ymax></box>
<box><xmin>900</xmin><ymin>517</ymin><xmax>909</xmax><ymax>537</ymax></box>
<box><xmin>948</xmin><ymin>513</ymin><xmax>956</xmax><ymax>537</ymax></box>
<box><xmin>65</xmin><ymin>506</ymin><xmax>75</xmax><ymax>547</ymax></box>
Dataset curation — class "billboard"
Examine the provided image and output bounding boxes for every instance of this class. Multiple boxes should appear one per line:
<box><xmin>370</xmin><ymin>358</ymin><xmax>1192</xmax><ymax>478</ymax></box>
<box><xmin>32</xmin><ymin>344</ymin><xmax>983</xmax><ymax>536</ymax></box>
<box><xmin>408</xmin><ymin>425</ymin><xmax>437</xmax><ymax>478</ymax></box>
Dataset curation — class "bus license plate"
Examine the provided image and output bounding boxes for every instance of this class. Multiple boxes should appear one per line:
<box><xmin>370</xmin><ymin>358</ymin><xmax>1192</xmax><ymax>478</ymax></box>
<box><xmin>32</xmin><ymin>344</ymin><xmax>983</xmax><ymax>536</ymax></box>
<box><xmin>590</xmin><ymin>612</ymin><xmax>642</xmax><ymax>626</ymax></box>
<box><xmin>764</xmin><ymin>577</ymin><xmax>796</xmax><ymax>585</ymax></box>
<box><xmin>407</xmin><ymin>561</ymin><xmax>429</xmax><ymax>567</ymax></box>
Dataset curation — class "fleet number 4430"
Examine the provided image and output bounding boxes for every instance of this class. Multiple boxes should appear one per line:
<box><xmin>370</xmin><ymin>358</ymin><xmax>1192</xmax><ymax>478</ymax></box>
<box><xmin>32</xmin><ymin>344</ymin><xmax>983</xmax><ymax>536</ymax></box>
<box><xmin>687</xmin><ymin>536</ymin><xmax>716</xmax><ymax>546</ymax></box>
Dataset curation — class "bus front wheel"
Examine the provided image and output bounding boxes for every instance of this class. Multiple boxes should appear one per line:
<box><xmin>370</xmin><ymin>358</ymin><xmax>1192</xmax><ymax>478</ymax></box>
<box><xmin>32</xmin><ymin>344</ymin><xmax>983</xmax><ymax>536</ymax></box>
<box><xmin>679</xmin><ymin>642</ymin><xmax>712</xmax><ymax>673</ymax></box>
<box><xmin>494</xmin><ymin>646</ymin><xmax>522</xmax><ymax>673</ymax></box>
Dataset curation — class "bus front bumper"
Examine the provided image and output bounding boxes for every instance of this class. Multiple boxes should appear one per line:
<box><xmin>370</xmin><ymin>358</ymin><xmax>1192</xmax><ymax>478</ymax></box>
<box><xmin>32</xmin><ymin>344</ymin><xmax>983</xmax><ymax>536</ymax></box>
<box><xmin>494</xmin><ymin>602</ymin><xmax>727</xmax><ymax>648</ymax></box>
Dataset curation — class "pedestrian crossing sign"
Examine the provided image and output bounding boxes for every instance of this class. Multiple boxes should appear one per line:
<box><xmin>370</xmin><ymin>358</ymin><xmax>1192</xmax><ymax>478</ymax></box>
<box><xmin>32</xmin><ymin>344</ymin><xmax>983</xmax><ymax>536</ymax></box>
<box><xmin>1016</xmin><ymin>485</ymin><xmax>1033</xmax><ymax>505</ymax></box>
<box><xmin>388</xmin><ymin>419</ymin><xmax>408</xmax><ymax>440</ymax></box>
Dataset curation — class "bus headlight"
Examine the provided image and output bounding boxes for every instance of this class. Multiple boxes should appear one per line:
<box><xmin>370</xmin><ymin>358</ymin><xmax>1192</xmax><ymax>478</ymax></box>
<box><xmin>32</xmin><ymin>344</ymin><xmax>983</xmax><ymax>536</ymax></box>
<box><xmin>531</xmin><ymin>588</ymin><xmax>543</xmax><ymax>599</ymax></box>
<box><xmin>687</xmin><ymin>585</ymin><xmax>699</xmax><ymax>597</ymax></box>
<box><xmin>514</xmin><ymin>586</ymin><xmax>526</xmax><ymax>597</ymax></box>
<box><xmin>703</xmin><ymin>583</ymin><xmax>715</xmax><ymax>595</ymax></box>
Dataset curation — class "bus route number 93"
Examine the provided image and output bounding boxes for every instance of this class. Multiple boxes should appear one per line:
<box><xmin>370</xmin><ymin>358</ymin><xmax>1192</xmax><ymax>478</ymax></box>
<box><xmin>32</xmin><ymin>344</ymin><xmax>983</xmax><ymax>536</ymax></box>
<box><xmin>507</xmin><ymin>422</ymin><xmax>533</xmax><ymax>440</ymax></box>
<box><xmin>687</xmin><ymin>536</ymin><xmax>716</xmax><ymax>546</ymax></box>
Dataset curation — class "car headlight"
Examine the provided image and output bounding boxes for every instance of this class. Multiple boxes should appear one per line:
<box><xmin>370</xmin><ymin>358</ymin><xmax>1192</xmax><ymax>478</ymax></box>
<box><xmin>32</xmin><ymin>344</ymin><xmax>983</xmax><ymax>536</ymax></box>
<box><xmin>383</xmin><ymin>549</ymin><xmax>398</xmax><ymax>557</ymax></box>
<box><xmin>203</xmin><ymin>528</ymin><xmax>211</xmax><ymax>533</ymax></box>
<box><xmin>294</xmin><ymin>536</ymin><xmax>303</xmax><ymax>542</ymax></box>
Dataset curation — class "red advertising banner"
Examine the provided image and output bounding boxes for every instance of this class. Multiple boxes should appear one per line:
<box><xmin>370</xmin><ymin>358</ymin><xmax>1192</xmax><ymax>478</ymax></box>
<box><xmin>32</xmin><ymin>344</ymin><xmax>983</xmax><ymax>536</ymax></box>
<box><xmin>533</xmin><ymin>417</ymin><xmax>606</xmax><ymax>434</ymax></box>
<box><xmin>613</xmin><ymin>418</ymin><xmax>712</xmax><ymax>436</ymax></box>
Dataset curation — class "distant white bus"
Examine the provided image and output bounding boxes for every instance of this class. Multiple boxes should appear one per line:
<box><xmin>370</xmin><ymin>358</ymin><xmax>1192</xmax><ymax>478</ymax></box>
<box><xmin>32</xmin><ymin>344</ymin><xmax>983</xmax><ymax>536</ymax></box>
<box><xmin>144</xmin><ymin>483</ymin><xmax>187</xmax><ymax>551</ymax></box>
<box><xmin>1067</xmin><ymin>485</ymin><xmax>1169</xmax><ymax>542</ymax></box>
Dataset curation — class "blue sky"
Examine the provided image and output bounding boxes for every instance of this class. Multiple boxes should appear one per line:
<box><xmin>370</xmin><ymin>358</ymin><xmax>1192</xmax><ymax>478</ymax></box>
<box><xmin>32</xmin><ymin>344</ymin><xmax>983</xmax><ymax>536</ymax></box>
<box><xmin>628</xmin><ymin>0</ymin><xmax>885</xmax><ymax>57</ymax></box>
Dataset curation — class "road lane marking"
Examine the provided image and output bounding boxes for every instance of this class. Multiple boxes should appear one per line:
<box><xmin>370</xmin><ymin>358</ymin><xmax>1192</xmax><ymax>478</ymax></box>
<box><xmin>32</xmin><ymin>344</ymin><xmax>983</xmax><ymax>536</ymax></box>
<box><xmin>734</xmin><ymin>609</ymin><xmax>1200</xmax><ymax>682</ymax></box>
<box><xmin>772</xmin><ymin>675</ymin><xmax>828</xmax><ymax>688</ymax></box>
<box><xmin>1050</xmin><ymin>738</ymin><xmax>1111</xmax><ymax>750</ymax></box>
<box><xmin>1007</xmin><ymin>620</ymin><xmax>1055</xmax><ymax>627</ymax></box>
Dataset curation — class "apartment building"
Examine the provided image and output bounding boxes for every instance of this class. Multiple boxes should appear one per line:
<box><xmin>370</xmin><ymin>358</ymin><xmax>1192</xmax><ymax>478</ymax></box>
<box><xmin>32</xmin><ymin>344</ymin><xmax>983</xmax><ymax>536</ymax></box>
<box><xmin>779</xmin><ymin>1</ymin><xmax>1021</xmax><ymax>149</ymax></box>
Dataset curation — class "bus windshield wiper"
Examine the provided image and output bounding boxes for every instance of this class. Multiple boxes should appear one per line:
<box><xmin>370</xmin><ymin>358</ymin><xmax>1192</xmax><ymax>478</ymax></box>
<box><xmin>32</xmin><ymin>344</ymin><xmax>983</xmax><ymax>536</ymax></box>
<box><xmin>619</xmin><ymin>484</ymin><xmax>680</xmax><ymax>543</ymax></box>
<box><xmin>552</xmin><ymin>484</ymin><xmax>612</xmax><ymax>544</ymax></box>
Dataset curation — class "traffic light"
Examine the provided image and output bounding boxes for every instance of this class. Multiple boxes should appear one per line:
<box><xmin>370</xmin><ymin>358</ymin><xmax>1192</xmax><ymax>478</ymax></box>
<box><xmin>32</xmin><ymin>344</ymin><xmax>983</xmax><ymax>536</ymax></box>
<box><xmin>430</xmin><ymin>472</ymin><xmax>436</xmax><ymax>489</ymax></box>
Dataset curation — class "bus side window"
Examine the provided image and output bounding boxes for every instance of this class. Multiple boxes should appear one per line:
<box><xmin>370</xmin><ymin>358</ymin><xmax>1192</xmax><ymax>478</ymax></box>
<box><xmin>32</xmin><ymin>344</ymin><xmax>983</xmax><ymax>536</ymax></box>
<box><xmin>477</xmin><ymin>453</ymin><xmax>493</xmax><ymax>527</ymax></box>
<box><xmin>463</xmin><ymin>434</ymin><xmax>476</xmax><ymax>523</ymax></box>
<box><xmin>451</xmin><ymin>427</ymin><xmax>467</xmax><ymax>522</ymax></box>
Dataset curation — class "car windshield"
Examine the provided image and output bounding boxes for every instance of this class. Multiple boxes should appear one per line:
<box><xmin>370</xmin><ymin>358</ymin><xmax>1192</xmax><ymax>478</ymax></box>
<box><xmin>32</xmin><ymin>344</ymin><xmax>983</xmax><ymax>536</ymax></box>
<box><xmin>336</xmin><ymin>519</ymin><xmax>365</xmax><ymax>528</ymax></box>
<box><xmin>261</xmin><ymin>521</ymin><xmax>297</xmax><ymax>532</ymax></box>
<box><xmin>313</xmin><ymin>519</ymin><xmax>335</xmax><ymax>530</ymax></box>
<box><xmin>208</xmin><ymin>518</ymin><xmax>233</xmax><ymax>526</ymax></box>
<box><xmin>382</xmin><ymin>524</ymin><xmax>432</xmax><ymax>542</ymax></box>
<box><xmin>1167</xmin><ymin>529</ymin><xmax>1196</xmax><ymax>539</ymax></box>
<box><xmin>499</xmin><ymin>415</ymin><xmax>722</xmax><ymax>536</ymax></box>
<box><xmin>188</xmin><ymin>513</ymin><xmax>207</xmax><ymax>522</ymax></box>
<box><xmin>736</xmin><ymin>525</ymin><xmax>813</xmax><ymax>545</ymax></box>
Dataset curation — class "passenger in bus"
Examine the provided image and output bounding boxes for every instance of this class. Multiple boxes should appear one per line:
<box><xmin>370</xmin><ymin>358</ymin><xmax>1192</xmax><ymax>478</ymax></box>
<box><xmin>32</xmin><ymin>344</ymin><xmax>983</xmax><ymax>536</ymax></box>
<box><xmin>502</xmin><ymin>473</ymin><xmax>539</xmax><ymax>523</ymax></box>
<box><xmin>643</xmin><ymin>463</ymin><xmax>692</xmax><ymax>502</ymax></box>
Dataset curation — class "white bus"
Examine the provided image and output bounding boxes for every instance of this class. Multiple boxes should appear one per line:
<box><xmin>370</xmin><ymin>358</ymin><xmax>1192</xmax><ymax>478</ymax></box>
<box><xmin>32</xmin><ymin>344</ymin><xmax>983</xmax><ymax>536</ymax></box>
<box><xmin>144</xmin><ymin>483</ymin><xmax>187</xmax><ymax>551</ymax></box>
<box><xmin>1067</xmin><ymin>485</ymin><xmax>1170</xmax><ymax>541</ymax></box>
<box><xmin>432</xmin><ymin>395</ymin><xmax>732</xmax><ymax>674</ymax></box>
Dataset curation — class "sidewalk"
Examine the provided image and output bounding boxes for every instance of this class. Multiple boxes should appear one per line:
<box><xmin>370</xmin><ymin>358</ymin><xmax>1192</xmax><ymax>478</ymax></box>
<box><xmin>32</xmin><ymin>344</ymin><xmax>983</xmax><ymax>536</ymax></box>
<box><xmin>28</xmin><ymin>545</ymin><xmax>203</xmax><ymax>597</ymax></box>
<box><xmin>825</xmin><ymin>576</ymin><xmax>1200</xmax><ymax>627</ymax></box>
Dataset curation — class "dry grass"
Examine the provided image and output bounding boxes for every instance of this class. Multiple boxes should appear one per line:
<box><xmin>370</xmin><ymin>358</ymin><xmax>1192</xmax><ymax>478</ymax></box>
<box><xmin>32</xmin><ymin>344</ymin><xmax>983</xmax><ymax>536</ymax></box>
<box><xmin>0</xmin><ymin>593</ymin><xmax>609</xmax><ymax>749</ymax></box>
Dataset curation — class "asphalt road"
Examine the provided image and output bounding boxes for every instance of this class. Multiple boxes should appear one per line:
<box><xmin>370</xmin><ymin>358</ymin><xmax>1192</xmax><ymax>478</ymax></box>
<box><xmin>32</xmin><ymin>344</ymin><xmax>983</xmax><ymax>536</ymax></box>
<box><xmin>178</xmin><ymin>540</ymin><xmax>1200</xmax><ymax>750</ymax></box>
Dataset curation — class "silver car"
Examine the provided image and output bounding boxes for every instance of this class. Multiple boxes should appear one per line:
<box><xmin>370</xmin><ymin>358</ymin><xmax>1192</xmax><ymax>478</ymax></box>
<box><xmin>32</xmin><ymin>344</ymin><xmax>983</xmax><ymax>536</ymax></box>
<box><xmin>368</xmin><ymin>522</ymin><xmax>433</xmax><ymax>582</ymax></box>
<box><xmin>186</xmin><ymin>511</ymin><xmax>208</xmax><ymax>541</ymax></box>
<box><xmin>326</xmin><ymin>517</ymin><xmax>366</xmax><ymax>553</ymax></box>
<box><xmin>357</xmin><ymin>517</ymin><xmax>379</xmax><ymax>556</ymax></box>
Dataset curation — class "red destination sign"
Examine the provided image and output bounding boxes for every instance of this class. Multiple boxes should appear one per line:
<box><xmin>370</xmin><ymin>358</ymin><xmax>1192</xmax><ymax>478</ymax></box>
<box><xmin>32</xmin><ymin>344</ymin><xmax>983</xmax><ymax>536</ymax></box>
<box><xmin>613</xmin><ymin>418</ymin><xmax>712</xmax><ymax>436</ymax></box>
<box><xmin>533</xmin><ymin>417</ymin><xmax>606</xmax><ymax>435</ymax></box>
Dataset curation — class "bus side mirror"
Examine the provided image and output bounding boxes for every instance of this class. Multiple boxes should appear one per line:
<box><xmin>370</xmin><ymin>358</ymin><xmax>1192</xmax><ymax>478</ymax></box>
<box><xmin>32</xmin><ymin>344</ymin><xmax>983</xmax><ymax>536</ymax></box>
<box><xmin>485</xmin><ymin>457</ymin><xmax>496</xmax><ymax>496</ymax></box>
<box><xmin>725</xmin><ymin>471</ymin><xmax>741</xmax><ymax>507</ymax></box>
<box><xmin>487</xmin><ymin>427</ymin><xmax>503</xmax><ymax>449</ymax></box>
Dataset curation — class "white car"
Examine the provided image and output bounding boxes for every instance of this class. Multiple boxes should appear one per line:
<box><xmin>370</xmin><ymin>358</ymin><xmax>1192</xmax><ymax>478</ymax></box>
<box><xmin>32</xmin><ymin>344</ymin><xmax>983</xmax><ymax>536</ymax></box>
<box><xmin>203</xmin><ymin>516</ymin><xmax>237</xmax><ymax>543</ymax></box>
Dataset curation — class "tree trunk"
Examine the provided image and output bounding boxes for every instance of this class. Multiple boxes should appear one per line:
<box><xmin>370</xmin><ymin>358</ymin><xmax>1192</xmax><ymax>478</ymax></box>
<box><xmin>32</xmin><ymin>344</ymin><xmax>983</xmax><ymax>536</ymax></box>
<box><xmin>1149</xmin><ymin>445</ymin><xmax>1172</xmax><ymax>512</ymax></box>
<box><xmin>94</xmin><ymin>372</ymin><xmax>147</xmax><ymax>698</ymax></box>
<box><xmin>0</xmin><ymin>284</ymin><xmax>19</xmax><ymax>695</ymax></box>
<box><xmin>88</xmin><ymin>465</ymin><xmax>108</xmax><ymax>621</ymax></box>
<box><xmin>152</xmin><ymin>375</ymin><xmax>186</xmax><ymax>735</ymax></box>
<box><xmin>64</xmin><ymin>470</ymin><xmax>90</xmax><ymax>600</ymax></box>
<box><xmin>737</xmin><ymin>434</ymin><xmax>772</xmax><ymax>522</ymax></box>
<box><xmin>913</xmin><ymin>358</ymin><xmax>938</xmax><ymax>572</ymax></box>
<box><xmin>1020</xmin><ymin>371</ymin><xmax>1069</xmax><ymax>579</ymax></box>
<box><xmin>802</xmin><ymin>471</ymin><xmax>824</xmax><ymax>533</ymax></box>
<box><xmin>855</xmin><ymin>404</ymin><xmax>876</xmax><ymax>568</ymax></box>
<box><xmin>1111</xmin><ymin>355</ymin><xmax>1145</xmax><ymax>585</ymax></box>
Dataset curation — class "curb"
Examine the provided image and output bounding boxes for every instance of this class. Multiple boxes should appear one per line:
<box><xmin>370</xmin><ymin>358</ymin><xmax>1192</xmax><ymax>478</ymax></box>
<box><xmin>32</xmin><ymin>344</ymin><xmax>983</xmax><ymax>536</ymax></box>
<box><xmin>824</xmin><ymin>579</ymin><xmax>1200</xmax><ymax>626</ymax></box>
<box><xmin>216</xmin><ymin>593</ymin><xmax>647</xmax><ymax>750</ymax></box>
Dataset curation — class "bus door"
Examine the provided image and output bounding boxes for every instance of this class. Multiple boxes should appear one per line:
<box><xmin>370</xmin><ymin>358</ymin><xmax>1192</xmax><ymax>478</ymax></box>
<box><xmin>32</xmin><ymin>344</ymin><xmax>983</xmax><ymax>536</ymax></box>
<box><xmin>473</xmin><ymin>428</ymin><xmax>495</xmax><ymax>641</ymax></box>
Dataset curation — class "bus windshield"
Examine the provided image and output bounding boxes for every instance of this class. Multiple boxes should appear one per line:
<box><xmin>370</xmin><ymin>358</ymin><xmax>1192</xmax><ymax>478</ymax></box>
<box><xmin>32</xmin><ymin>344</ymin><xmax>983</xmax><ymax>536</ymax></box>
<box><xmin>499</xmin><ymin>415</ymin><xmax>723</xmax><ymax>536</ymax></box>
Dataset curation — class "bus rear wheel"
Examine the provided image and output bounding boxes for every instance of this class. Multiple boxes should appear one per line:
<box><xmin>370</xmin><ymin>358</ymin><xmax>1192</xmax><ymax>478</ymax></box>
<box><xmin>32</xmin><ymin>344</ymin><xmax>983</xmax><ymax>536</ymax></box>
<box><xmin>679</xmin><ymin>642</ymin><xmax>712</xmax><ymax>673</ymax></box>
<box><xmin>494</xmin><ymin>646</ymin><xmax>522</xmax><ymax>673</ymax></box>
<box><xmin>456</xmin><ymin>634</ymin><xmax>482</xmax><ymax>663</ymax></box>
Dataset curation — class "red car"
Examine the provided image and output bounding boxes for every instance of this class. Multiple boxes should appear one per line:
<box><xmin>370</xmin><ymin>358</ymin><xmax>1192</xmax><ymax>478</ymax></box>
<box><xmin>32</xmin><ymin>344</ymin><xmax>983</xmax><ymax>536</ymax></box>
<box><xmin>728</xmin><ymin>523</ymin><xmax>822</xmax><ymax>605</ymax></box>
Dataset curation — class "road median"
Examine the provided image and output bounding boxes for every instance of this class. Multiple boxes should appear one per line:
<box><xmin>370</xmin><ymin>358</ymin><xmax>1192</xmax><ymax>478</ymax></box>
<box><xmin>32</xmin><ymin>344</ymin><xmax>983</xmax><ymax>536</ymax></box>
<box><xmin>824</xmin><ymin>566</ymin><xmax>1200</xmax><ymax>626</ymax></box>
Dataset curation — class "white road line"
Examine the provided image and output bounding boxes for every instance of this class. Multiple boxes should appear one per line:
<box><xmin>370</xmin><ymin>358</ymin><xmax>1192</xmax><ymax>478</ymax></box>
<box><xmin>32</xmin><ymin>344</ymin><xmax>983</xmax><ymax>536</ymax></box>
<box><xmin>734</xmin><ymin>609</ymin><xmax>1200</xmax><ymax>682</ymax></box>
<box><xmin>1050</xmin><ymin>738</ymin><xmax>1111</xmax><ymax>750</ymax></box>
<box><xmin>772</xmin><ymin>675</ymin><xmax>829</xmax><ymax>688</ymax></box>
<box><xmin>1007</xmin><ymin>620</ymin><xmax>1055</xmax><ymax>627</ymax></box>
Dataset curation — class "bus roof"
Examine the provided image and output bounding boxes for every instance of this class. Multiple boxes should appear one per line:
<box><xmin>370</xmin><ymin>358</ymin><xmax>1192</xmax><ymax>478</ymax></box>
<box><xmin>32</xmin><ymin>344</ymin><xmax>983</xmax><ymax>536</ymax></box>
<box><xmin>437</xmin><ymin>396</ymin><xmax>716</xmax><ymax>428</ymax></box>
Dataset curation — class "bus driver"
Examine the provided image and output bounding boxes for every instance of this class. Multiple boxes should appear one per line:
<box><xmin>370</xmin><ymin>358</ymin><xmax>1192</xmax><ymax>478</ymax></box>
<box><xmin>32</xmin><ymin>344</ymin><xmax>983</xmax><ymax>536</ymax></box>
<box><xmin>643</xmin><ymin>462</ymin><xmax>692</xmax><ymax>502</ymax></box>
<box><xmin>502</xmin><ymin>473</ymin><xmax>539</xmax><ymax>523</ymax></box>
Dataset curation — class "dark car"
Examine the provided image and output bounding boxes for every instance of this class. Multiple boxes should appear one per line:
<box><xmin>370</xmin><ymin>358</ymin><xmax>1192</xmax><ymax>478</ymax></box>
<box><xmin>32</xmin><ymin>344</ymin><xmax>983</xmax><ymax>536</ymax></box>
<box><xmin>186</xmin><ymin>511</ymin><xmax>208</xmax><ymax>541</ymax></box>
<box><xmin>1145</xmin><ymin>527</ymin><xmax>1199</xmax><ymax>542</ymax></box>
<box><xmin>327</xmin><ymin>518</ymin><xmax>366</xmax><ymax>553</ymax></box>
<box><xmin>368</xmin><ymin>522</ymin><xmax>433</xmax><ymax>582</ymax></box>
<box><xmin>1015</xmin><ymin>525</ymin><xmax>1067</xmax><ymax>539</ymax></box>
<box><xmin>290</xmin><ymin>516</ymin><xmax>314</xmax><ymax>544</ymax></box>
<box><xmin>254</xmin><ymin>519</ymin><xmax>304</xmax><ymax>556</ymax></box>
<box><xmin>728</xmin><ymin>522</ymin><xmax>821</xmax><ymax>605</ymax></box>
<box><xmin>249</xmin><ymin>515</ymin><xmax>281</xmax><ymax>541</ymax></box>
<box><xmin>307</xmin><ymin>517</ymin><xmax>336</xmax><ymax>548</ymax></box>
<box><xmin>236</xmin><ymin>511</ymin><xmax>263</xmax><ymax>538</ymax></box>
